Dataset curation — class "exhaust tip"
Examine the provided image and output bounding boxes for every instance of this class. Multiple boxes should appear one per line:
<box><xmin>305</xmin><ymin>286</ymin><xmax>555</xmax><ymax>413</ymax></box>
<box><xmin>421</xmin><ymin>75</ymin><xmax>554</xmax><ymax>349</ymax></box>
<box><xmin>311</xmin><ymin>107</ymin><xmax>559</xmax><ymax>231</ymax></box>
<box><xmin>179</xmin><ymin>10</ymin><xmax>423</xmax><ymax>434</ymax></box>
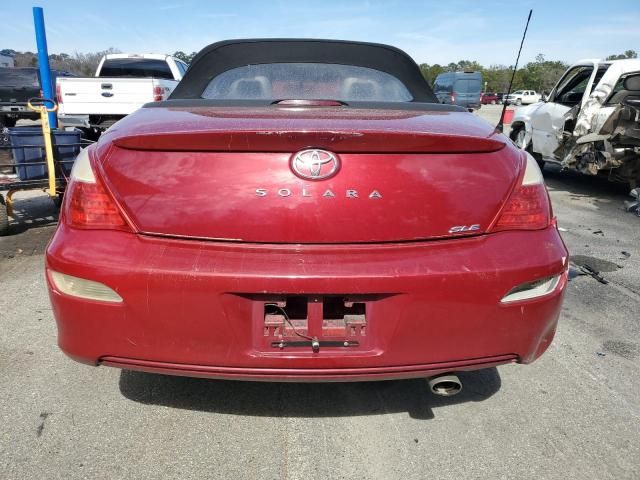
<box><xmin>428</xmin><ymin>374</ymin><xmax>462</xmax><ymax>397</ymax></box>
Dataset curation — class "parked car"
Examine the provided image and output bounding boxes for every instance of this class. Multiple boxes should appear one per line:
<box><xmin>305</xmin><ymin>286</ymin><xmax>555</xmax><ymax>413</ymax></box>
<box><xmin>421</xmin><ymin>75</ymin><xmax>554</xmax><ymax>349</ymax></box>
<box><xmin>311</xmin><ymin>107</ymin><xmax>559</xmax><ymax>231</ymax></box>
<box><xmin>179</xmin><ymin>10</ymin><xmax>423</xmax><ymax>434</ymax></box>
<box><xmin>510</xmin><ymin>59</ymin><xmax>640</xmax><ymax>186</ymax></box>
<box><xmin>504</xmin><ymin>90</ymin><xmax>541</xmax><ymax>105</ymax></box>
<box><xmin>0</xmin><ymin>67</ymin><xmax>75</xmax><ymax>127</ymax></box>
<box><xmin>481</xmin><ymin>92</ymin><xmax>500</xmax><ymax>104</ymax></box>
<box><xmin>496</xmin><ymin>92</ymin><xmax>508</xmax><ymax>103</ymax></box>
<box><xmin>46</xmin><ymin>39</ymin><xmax>567</xmax><ymax>391</ymax></box>
<box><xmin>433</xmin><ymin>71</ymin><xmax>482</xmax><ymax>110</ymax></box>
<box><xmin>56</xmin><ymin>53</ymin><xmax>188</xmax><ymax>137</ymax></box>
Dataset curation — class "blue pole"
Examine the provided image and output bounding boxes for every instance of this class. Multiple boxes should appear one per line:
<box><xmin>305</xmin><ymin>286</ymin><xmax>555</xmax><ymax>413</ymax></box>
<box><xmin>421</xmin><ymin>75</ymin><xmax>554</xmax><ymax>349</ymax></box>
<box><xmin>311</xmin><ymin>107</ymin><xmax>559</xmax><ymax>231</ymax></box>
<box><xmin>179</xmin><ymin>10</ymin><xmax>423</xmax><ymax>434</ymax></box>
<box><xmin>33</xmin><ymin>7</ymin><xmax>57</xmax><ymax>128</ymax></box>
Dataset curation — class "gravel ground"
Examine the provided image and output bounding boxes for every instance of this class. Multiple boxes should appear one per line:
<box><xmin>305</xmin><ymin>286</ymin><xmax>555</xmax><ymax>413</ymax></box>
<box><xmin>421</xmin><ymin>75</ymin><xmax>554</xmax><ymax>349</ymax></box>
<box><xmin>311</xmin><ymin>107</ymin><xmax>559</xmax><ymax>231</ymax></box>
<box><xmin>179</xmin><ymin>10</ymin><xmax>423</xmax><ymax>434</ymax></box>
<box><xmin>1</xmin><ymin>106</ymin><xmax>638</xmax><ymax>479</ymax></box>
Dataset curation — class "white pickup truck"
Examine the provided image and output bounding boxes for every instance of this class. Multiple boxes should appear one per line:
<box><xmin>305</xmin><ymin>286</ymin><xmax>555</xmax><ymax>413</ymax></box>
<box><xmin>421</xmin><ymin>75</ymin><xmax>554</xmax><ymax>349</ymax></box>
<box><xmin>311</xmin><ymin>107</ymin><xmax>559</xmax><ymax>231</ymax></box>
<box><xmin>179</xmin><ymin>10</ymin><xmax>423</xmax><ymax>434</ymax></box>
<box><xmin>504</xmin><ymin>90</ymin><xmax>541</xmax><ymax>105</ymax></box>
<box><xmin>56</xmin><ymin>53</ymin><xmax>188</xmax><ymax>135</ymax></box>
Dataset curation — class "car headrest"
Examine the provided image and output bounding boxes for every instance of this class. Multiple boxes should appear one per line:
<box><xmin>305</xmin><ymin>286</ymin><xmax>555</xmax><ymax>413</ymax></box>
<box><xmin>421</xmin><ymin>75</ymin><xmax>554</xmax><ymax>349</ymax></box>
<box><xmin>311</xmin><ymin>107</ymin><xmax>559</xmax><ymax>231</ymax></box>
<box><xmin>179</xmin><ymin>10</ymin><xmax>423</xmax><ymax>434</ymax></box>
<box><xmin>340</xmin><ymin>78</ymin><xmax>382</xmax><ymax>101</ymax></box>
<box><xmin>228</xmin><ymin>76</ymin><xmax>272</xmax><ymax>99</ymax></box>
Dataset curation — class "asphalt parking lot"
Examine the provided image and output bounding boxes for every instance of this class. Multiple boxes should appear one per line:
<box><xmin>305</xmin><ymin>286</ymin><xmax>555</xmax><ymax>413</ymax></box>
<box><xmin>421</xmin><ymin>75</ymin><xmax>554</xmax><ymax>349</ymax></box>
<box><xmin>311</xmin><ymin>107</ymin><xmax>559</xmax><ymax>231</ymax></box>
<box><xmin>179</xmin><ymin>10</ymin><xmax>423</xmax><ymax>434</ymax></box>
<box><xmin>1</xmin><ymin>105</ymin><xmax>639</xmax><ymax>479</ymax></box>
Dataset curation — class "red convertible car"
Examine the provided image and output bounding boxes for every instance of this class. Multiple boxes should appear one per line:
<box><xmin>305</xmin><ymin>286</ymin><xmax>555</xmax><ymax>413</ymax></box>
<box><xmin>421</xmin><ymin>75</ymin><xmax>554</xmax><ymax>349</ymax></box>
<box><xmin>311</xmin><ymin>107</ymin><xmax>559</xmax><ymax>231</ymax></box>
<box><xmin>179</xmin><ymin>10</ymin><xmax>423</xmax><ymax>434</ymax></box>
<box><xmin>46</xmin><ymin>40</ymin><xmax>568</xmax><ymax>395</ymax></box>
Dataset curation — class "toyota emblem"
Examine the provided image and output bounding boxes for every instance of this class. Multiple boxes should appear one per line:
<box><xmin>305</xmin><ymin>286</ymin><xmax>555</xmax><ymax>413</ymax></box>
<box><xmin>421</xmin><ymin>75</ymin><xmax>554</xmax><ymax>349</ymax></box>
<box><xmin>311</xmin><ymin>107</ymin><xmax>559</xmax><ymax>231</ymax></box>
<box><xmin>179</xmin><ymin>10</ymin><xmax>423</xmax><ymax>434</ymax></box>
<box><xmin>290</xmin><ymin>149</ymin><xmax>340</xmax><ymax>180</ymax></box>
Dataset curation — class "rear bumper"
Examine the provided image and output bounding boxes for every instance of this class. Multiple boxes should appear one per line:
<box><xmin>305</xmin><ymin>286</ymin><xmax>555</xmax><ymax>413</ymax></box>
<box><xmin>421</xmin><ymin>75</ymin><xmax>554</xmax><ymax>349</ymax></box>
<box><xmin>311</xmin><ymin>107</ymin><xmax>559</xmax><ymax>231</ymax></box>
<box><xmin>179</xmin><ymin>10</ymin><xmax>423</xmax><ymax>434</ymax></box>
<box><xmin>58</xmin><ymin>114</ymin><xmax>90</xmax><ymax>128</ymax></box>
<box><xmin>101</xmin><ymin>354</ymin><xmax>518</xmax><ymax>382</ymax></box>
<box><xmin>46</xmin><ymin>225</ymin><xmax>568</xmax><ymax>381</ymax></box>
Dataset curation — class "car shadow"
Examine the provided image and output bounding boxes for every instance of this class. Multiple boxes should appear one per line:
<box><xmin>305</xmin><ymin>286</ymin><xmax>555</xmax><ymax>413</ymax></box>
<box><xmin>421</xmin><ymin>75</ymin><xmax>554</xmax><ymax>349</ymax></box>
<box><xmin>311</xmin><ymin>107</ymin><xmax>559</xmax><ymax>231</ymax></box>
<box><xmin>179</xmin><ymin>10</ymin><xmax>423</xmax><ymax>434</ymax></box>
<box><xmin>543</xmin><ymin>164</ymin><xmax>630</xmax><ymax>201</ymax></box>
<box><xmin>0</xmin><ymin>193</ymin><xmax>57</xmax><ymax>258</ymax></box>
<box><xmin>6</xmin><ymin>192</ymin><xmax>59</xmax><ymax>235</ymax></box>
<box><xmin>118</xmin><ymin>367</ymin><xmax>501</xmax><ymax>420</ymax></box>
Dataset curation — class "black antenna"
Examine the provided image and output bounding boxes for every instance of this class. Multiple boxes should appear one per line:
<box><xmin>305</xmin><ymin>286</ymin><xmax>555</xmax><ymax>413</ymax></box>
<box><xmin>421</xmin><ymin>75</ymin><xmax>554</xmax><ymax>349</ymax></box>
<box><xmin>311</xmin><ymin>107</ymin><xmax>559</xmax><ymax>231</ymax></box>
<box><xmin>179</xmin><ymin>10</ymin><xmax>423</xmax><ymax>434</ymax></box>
<box><xmin>496</xmin><ymin>9</ymin><xmax>533</xmax><ymax>133</ymax></box>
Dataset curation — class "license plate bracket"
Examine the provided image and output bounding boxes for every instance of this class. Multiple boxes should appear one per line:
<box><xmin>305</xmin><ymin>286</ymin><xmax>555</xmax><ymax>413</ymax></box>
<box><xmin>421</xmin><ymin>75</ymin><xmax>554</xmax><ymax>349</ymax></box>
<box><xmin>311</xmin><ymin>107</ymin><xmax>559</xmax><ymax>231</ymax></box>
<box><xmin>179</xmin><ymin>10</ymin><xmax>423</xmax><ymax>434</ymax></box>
<box><xmin>251</xmin><ymin>294</ymin><xmax>379</xmax><ymax>353</ymax></box>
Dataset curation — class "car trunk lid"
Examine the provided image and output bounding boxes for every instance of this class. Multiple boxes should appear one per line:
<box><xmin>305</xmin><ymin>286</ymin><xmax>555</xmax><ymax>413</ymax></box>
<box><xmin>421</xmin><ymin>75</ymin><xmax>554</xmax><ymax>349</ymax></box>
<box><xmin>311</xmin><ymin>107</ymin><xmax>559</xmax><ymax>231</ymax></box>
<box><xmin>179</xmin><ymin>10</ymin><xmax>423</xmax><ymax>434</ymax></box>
<box><xmin>98</xmin><ymin>105</ymin><xmax>521</xmax><ymax>243</ymax></box>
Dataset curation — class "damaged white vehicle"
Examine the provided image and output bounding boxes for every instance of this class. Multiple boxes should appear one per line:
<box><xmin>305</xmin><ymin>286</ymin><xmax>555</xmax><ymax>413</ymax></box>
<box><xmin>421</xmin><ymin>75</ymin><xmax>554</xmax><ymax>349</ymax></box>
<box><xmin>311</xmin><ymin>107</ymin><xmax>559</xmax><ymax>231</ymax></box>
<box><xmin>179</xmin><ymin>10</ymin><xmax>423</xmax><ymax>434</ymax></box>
<box><xmin>510</xmin><ymin>59</ymin><xmax>640</xmax><ymax>187</ymax></box>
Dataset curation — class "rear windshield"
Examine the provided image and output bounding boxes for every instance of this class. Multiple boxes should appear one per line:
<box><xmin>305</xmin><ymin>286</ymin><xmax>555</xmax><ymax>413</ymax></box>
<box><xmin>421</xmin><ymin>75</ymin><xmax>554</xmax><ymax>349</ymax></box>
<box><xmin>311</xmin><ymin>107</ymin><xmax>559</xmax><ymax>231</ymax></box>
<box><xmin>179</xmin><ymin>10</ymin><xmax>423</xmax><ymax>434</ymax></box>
<box><xmin>0</xmin><ymin>68</ymin><xmax>39</xmax><ymax>87</ymax></box>
<box><xmin>201</xmin><ymin>63</ymin><xmax>413</xmax><ymax>102</ymax></box>
<box><xmin>99</xmin><ymin>58</ymin><xmax>173</xmax><ymax>79</ymax></box>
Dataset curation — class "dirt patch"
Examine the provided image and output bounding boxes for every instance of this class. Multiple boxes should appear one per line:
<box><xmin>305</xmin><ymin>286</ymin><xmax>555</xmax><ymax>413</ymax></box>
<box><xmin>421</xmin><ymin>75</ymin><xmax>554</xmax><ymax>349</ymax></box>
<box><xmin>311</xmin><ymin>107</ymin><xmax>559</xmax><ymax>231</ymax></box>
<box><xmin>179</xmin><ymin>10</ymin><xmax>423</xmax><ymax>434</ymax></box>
<box><xmin>602</xmin><ymin>340</ymin><xmax>639</xmax><ymax>360</ymax></box>
<box><xmin>570</xmin><ymin>255</ymin><xmax>621</xmax><ymax>273</ymax></box>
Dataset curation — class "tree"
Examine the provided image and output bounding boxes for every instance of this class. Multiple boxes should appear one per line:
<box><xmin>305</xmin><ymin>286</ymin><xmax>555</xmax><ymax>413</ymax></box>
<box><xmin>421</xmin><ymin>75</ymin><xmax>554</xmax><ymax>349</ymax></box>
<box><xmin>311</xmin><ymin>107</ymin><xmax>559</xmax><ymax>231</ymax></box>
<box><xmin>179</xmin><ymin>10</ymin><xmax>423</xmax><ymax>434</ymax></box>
<box><xmin>483</xmin><ymin>65</ymin><xmax>512</xmax><ymax>92</ymax></box>
<box><xmin>419</xmin><ymin>63</ymin><xmax>445</xmax><ymax>85</ymax></box>
<box><xmin>13</xmin><ymin>52</ymin><xmax>36</xmax><ymax>67</ymax></box>
<box><xmin>456</xmin><ymin>60</ymin><xmax>483</xmax><ymax>72</ymax></box>
<box><xmin>520</xmin><ymin>54</ymin><xmax>568</xmax><ymax>93</ymax></box>
<box><xmin>173</xmin><ymin>51</ymin><xmax>197</xmax><ymax>64</ymax></box>
<box><xmin>606</xmin><ymin>50</ymin><xmax>637</xmax><ymax>60</ymax></box>
<box><xmin>10</xmin><ymin>48</ymin><xmax>121</xmax><ymax>75</ymax></box>
<box><xmin>45</xmin><ymin>48</ymin><xmax>121</xmax><ymax>75</ymax></box>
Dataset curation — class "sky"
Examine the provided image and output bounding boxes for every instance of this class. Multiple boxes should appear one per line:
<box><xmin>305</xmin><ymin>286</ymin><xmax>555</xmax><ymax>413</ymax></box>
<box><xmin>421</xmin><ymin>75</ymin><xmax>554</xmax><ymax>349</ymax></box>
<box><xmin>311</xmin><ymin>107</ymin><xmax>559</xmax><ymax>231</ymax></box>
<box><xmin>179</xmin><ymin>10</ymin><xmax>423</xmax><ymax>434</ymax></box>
<box><xmin>2</xmin><ymin>0</ymin><xmax>639</xmax><ymax>66</ymax></box>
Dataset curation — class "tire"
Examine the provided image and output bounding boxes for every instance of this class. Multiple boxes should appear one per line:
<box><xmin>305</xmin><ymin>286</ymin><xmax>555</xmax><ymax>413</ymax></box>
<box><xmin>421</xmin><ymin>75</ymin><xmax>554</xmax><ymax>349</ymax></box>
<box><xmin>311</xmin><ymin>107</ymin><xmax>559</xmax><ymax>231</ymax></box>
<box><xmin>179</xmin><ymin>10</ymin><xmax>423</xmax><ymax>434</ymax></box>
<box><xmin>510</xmin><ymin>125</ymin><xmax>527</xmax><ymax>149</ymax></box>
<box><xmin>79</xmin><ymin>127</ymin><xmax>101</xmax><ymax>142</ymax></box>
<box><xmin>515</xmin><ymin>99</ymin><xmax>522</xmax><ymax>106</ymax></box>
<box><xmin>510</xmin><ymin>126</ymin><xmax>545</xmax><ymax>170</ymax></box>
<box><xmin>0</xmin><ymin>197</ymin><xmax>9</xmax><ymax>237</ymax></box>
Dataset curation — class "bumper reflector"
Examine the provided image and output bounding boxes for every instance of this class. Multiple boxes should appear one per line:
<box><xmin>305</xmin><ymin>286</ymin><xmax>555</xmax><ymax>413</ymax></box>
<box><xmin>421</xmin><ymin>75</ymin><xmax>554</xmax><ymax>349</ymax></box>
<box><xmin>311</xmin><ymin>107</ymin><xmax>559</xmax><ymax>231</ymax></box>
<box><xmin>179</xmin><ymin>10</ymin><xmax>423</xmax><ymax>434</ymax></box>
<box><xmin>49</xmin><ymin>271</ymin><xmax>123</xmax><ymax>303</ymax></box>
<box><xmin>501</xmin><ymin>275</ymin><xmax>561</xmax><ymax>304</ymax></box>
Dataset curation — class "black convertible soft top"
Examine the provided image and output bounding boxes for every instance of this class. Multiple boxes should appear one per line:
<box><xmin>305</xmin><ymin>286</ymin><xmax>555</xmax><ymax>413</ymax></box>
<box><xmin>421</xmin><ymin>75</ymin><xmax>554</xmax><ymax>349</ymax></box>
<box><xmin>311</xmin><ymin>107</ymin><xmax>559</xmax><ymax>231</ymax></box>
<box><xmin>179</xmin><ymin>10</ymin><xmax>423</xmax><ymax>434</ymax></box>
<box><xmin>168</xmin><ymin>38</ymin><xmax>439</xmax><ymax>104</ymax></box>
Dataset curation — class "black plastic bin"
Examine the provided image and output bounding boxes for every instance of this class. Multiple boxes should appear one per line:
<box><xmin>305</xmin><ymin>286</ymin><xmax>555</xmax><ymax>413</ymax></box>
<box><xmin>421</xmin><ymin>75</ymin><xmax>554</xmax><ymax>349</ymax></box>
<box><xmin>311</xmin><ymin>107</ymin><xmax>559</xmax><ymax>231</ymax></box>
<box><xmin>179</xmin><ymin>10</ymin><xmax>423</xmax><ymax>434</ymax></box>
<box><xmin>8</xmin><ymin>127</ymin><xmax>81</xmax><ymax>181</ymax></box>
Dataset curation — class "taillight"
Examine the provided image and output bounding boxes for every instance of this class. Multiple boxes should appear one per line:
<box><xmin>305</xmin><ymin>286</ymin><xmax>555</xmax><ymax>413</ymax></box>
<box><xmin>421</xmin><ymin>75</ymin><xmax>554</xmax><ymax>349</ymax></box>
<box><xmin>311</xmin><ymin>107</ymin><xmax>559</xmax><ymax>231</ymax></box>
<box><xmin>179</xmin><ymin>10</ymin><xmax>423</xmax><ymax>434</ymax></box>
<box><xmin>491</xmin><ymin>152</ymin><xmax>551</xmax><ymax>232</ymax></box>
<box><xmin>153</xmin><ymin>85</ymin><xmax>163</xmax><ymax>101</ymax></box>
<box><xmin>451</xmin><ymin>92</ymin><xmax>456</xmax><ymax>103</ymax></box>
<box><xmin>56</xmin><ymin>83</ymin><xmax>62</xmax><ymax>104</ymax></box>
<box><xmin>64</xmin><ymin>149</ymin><xmax>131</xmax><ymax>231</ymax></box>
